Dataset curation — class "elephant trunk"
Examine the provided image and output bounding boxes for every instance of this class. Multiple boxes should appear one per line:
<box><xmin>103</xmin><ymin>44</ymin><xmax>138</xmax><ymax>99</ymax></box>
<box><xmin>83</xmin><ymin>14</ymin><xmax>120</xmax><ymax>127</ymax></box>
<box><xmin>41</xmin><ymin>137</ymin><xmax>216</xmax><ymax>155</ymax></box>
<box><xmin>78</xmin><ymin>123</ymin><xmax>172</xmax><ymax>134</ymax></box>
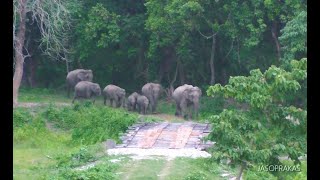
<box><xmin>193</xmin><ymin>100</ymin><xmax>200</xmax><ymax>117</ymax></box>
<box><xmin>121</xmin><ymin>97</ymin><xmax>126</xmax><ymax>108</ymax></box>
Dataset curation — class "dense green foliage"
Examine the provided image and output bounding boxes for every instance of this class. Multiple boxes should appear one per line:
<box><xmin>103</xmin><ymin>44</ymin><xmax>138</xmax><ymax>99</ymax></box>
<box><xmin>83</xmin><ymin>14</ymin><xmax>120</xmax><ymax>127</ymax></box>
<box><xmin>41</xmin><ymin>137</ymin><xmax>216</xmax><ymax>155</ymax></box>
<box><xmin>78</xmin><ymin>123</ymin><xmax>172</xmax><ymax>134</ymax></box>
<box><xmin>13</xmin><ymin>106</ymin><xmax>123</xmax><ymax>179</ymax></box>
<box><xmin>44</xmin><ymin>103</ymin><xmax>138</xmax><ymax>144</ymax></box>
<box><xmin>20</xmin><ymin>0</ymin><xmax>306</xmax><ymax>92</ymax></box>
<box><xmin>206</xmin><ymin>59</ymin><xmax>307</xmax><ymax>177</ymax></box>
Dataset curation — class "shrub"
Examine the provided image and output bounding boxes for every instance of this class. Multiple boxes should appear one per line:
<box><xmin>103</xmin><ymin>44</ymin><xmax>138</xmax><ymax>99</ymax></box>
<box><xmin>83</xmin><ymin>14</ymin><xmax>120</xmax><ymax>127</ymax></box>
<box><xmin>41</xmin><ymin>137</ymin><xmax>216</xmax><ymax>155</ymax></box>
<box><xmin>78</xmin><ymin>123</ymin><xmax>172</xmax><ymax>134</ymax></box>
<box><xmin>44</xmin><ymin>104</ymin><xmax>138</xmax><ymax>145</ymax></box>
<box><xmin>184</xmin><ymin>171</ymin><xmax>208</xmax><ymax>180</ymax></box>
<box><xmin>13</xmin><ymin>108</ymin><xmax>33</xmax><ymax>128</ymax></box>
<box><xmin>199</xmin><ymin>96</ymin><xmax>224</xmax><ymax>120</ymax></box>
<box><xmin>57</xmin><ymin>162</ymin><xmax>117</xmax><ymax>180</ymax></box>
<box><xmin>206</xmin><ymin>59</ymin><xmax>307</xmax><ymax>178</ymax></box>
<box><xmin>55</xmin><ymin>146</ymin><xmax>97</xmax><ymax>168</ymax></box>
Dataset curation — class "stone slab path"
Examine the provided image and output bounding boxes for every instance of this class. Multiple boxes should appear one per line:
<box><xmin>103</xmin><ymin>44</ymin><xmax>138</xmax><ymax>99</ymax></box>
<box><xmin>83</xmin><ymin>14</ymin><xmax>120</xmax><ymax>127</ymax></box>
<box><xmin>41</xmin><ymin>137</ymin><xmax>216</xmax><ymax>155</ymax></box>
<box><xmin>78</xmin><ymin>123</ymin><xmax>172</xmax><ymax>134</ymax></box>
<box><xmin>116</xmin><ymin>122</ymin><xmax>214</xmax><ymax>150</ymax></box>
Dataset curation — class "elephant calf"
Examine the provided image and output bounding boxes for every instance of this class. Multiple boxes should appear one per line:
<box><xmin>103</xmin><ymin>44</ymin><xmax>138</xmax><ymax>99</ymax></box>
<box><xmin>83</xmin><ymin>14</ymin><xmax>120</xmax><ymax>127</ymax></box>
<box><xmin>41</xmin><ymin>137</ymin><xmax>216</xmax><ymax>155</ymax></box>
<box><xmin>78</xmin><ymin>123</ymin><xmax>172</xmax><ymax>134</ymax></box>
<box><xmin>72</xmin><ymin>81</ymin><xmax>101</xmax><ymax>104</ymax></box>
<box><xmin>103</xmin><ymin>85</ymin><xmax>126</xmax><ymax>108</ymax></box>
<box><xmin>136</xmin><ymin>95</ymin><xmax>149</xmax><ymax>115</ymax></box>
<box><xmin>127</xmin><ymin>92</ymin><xmax>139</xmax><ymax>111</ymax></box>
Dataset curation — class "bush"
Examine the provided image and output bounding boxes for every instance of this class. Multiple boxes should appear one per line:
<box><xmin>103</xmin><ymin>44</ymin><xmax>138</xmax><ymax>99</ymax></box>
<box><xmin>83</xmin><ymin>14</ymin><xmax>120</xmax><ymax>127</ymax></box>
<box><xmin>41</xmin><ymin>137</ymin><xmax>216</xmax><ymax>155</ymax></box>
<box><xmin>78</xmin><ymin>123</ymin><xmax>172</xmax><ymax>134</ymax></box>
<box><xmin>13</xmin><ymin>108</ymin><xmax>33</xmax><ymax>128</ymax></box>
<box><xmin>56</xmin><ymin>162</ymin><xmax>117</xmax><ymax>180</ymax></box>
<box><xmin>44</xmin><ymin>104</ymin><xmax>138</xmax><ymax>145</ymax></box>
<box><xmin>206</xmin><ymin>59</ymin><xmax>307</xmax><ymax>178</ymax></box>
<box><xmin>55</xmin><ymin>145</ymin><xmax>98</xmax><ymax>168</ymax></box>
<box><xmin>199</xmin><ymin>96</ymin><xmax>224</xmax><ymax>120</ymax></box>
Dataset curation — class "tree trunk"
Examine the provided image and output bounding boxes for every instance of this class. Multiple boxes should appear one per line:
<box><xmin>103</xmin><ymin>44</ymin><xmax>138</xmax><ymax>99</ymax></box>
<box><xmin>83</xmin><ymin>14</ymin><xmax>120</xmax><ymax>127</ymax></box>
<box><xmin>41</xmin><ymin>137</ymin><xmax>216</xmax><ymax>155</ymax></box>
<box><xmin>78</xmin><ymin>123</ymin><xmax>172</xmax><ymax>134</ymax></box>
<box><xmin>165</xmin><ymin>60</ymin><xmax>179</xmax><ymax>101</ymax></box>
<box><xmin>178</xmin><ymin>62</ymin><xmax>185</xmax><ymax>85</ymax></box>
<box><xmin>13</xmin><ymin>0</ymin><xmax>27</xmax><ymax>107</ymax></box>
<box><xmin>221</xmin><ymin>66</ymin><xmax>227</xmax><ymax>85</ymax></box>
<box><xmin>271</xmin><ymin>21</ymin><xmax>281</xmax><ymax>62</ymax></box>
<box><xmin>77</xmin><ymin>59</ymin><xmax>83</xmax><ymax>69</ymax></box>
<box><xmin>28</xmin><ymin>57</ymin><xmax>38</xmax><ymax>88</ymax></box>
<box><xmin>66</xmin><ymin>56</ymin><xmax>69</xmax><ymax>73</ymax></box>
<box><xmin>236</xmin><ymin>162</ymin><xmax>247</xmax><ymax>180</ymax></box>
<box><xmin>209</xmin><ymin>34</ymin><xmax>216</xmax><ymax>85</ymax></box>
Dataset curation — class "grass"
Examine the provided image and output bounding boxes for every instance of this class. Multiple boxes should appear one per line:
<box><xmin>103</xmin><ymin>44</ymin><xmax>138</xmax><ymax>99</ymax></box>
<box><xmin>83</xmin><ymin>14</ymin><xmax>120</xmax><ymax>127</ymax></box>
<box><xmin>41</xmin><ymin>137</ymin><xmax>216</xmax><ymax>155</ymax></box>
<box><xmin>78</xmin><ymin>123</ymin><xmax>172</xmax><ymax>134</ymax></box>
<box><xmin>112</xmin><ymin>156</ymin><xmax>236</xmax><ymax>180</ymax></box>
<box><xmin>19</xmin><ymin>88</ymin><xmax>70</xmax><ymax>103</ymax></box>
<box><xmin>13</xmin><ymin>105</ymin><xmax>125</xmax><ymax>179</ymax></box>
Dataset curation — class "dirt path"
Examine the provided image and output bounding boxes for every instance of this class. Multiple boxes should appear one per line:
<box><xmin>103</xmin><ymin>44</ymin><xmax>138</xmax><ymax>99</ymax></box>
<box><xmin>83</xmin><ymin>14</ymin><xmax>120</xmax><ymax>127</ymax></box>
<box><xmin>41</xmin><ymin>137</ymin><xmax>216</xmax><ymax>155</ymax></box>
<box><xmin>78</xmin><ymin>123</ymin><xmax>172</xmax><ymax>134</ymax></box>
<box><xmin>144</xmin><ymin>113</ymin><xmax>186</xmax><ymax>122</ymax></box>
<box><xmin>157</xmin><ymin>159</ymin><xmax>173</xmax><ymax>180</ymax></box>
<box><xmin>16</xmin><ymin>102</ymin><xmax>70</xmax><ymax>108</ymax></box>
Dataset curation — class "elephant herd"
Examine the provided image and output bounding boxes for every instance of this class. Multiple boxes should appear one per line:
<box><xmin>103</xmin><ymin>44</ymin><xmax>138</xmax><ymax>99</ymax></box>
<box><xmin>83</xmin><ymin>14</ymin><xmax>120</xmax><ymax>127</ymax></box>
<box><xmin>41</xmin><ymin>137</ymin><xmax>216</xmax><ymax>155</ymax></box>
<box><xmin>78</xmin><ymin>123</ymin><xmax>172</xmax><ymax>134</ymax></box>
<box><xmin>66</xmin><ymin>69</ymin><xmax>202</xmax><ymax>119</ymax></box>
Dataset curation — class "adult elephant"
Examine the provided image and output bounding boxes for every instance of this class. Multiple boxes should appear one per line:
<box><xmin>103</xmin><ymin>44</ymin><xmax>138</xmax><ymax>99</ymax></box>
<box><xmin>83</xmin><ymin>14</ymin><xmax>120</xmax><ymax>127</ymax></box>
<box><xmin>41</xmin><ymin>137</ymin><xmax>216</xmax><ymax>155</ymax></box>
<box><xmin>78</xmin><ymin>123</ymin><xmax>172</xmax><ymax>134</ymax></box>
<box><xmin>66</xmin><ymin>69</ymin><xmax>93</xmax><ymax>97</ymax></box>
<box><xmin>172</xmin><ymin>84</ymin><xmax>202</xmax><ymax>119</ymax></box>
<box><xmin>103</xmin><ymin>85</ymin><xmax>126</xmax><ymax>108</ymax></box>
<box><xmin>141</xmin><ymin>83</ymin><xmax>162</xmax><ymax>113</ymax></box>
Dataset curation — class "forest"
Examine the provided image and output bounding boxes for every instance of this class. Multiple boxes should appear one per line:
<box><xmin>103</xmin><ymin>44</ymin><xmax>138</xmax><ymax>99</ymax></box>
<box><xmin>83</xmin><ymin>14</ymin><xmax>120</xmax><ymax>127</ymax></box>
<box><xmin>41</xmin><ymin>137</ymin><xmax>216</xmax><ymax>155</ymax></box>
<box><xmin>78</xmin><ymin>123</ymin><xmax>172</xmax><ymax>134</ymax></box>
<box><xmin>13</xmin><ymin>0</ymin><xmax>307</xmax><ymax>179</ymax></box>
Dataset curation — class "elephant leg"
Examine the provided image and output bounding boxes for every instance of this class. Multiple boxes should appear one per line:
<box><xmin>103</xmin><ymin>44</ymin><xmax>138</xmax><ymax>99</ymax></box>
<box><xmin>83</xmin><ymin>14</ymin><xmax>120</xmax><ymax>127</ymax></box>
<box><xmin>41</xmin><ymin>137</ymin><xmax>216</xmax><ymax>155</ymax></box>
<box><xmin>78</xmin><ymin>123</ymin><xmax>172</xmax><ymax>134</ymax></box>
<box><xmin>153</xmin><ymin>101</ymin><xmax>157</xmax><ymax>113</ymax></box>
<box><xmin>180</xmin><ymin>101</ymin><xmax>188</xmax><ymax>119</ymax></box>
<box><xmin>104</xmin><ymin>97</ymin><xmax>107</xmax><ymax>105</ymax></box>
<box><xmin>72</xmin><ymin>96</ymin><xmax>77</xmax><ymax>104</ymax></box>
<box><xmin>92</xmin><ymin>97</ymin><xmax>95</xmax><ymax>104</ymax></box>
<box><xmin>175</xmin><ymin>102</ymin><xmax>181</xmax><ymax>116</ymax></box>
<box><xmin>152</xmin><ymin>97</ymin><xmax>156</xmax><ymax>113</ymax></box>
<box><xmin>150</xmin><ymin>98</ymin><xmax>155</xmax><ymax>113</ymax></box>
<box><xmin>118</xmin><ymin>98</ymin><xmax>121</xmax><ymax>108</ymax></box>
<box><xmin>187</xmin><ymin>110</ymin><xmax>192</xmax><ymax>119</ymax></box>
<box><xmin>67</xmin><ymin>85</ymin><xmax>70</xmax><ymax>98</ymax></box>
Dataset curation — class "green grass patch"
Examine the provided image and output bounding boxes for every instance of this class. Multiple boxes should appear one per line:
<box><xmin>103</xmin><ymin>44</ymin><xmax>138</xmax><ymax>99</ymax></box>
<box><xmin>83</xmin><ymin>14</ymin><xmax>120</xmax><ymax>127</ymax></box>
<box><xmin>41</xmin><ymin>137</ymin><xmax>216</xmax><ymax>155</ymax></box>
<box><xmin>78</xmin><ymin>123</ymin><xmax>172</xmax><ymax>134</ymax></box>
<box><xmin>19</xmin><ymin>88</ymin><xmax>70</xmax><ymax>103</ymax></box>
<box><xmin>113</xmin><ymin>157</ymin><xmax>237</xmax><ymax>180</ymax></box>
<box><xmin>43</xmin><ymin>103</ymin><xmax>138</xmax><ymax>145</ymax></box>
<box><xmin>13</xmin><ymin>105</ymin><xmax>133</xmax><ymax>179</ymax></box>
<box><xmin>116</xmin><ymin>158</ymin><xmax>167</xmax><ymax>179</ymax></box>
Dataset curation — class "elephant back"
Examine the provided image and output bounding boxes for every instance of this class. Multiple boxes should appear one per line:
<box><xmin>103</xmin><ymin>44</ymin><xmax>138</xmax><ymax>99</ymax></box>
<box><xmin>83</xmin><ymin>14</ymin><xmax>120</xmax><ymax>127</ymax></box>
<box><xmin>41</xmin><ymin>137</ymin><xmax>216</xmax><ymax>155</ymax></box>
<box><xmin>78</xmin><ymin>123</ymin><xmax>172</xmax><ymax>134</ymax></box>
<box><xmin>67</xmin><ymin>69</ymin><xmax>93</xmax><ymax>87</ymax></box>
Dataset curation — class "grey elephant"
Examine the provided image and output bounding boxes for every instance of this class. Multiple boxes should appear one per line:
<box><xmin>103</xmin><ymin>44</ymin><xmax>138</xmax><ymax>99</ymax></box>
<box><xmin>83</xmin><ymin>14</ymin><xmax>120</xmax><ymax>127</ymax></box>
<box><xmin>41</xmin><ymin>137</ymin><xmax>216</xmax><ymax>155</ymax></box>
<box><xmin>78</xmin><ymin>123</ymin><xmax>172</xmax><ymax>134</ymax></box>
<box><xmin>103</xmin><ymin>85</ymin><xmax>126</xmax><ymax>108</ymax></box>
<box><xmin>141</xmin><ymin>83</ymin><xmax>162</xmax><ymax>113</ymax></box>
<box><xmin>72</xmin><ymin>81</ymin><xmax>101</xmax><ymax>104</ymax></box>
<box><xmin>172</xmin><ymin>84</ymin><xmax>202</xmax><ymax>119</ymax></box>
<box><xmin>127</xmin><ymin>92</ymin><xmax>140</xmax><ymax>111</ymax></box>
<box><xmin>136</xmin><ymin>95</ymin><xmax>149</xmax><ymax>114</ymax></box>
<box><xmin>66</xmin><ymin>69</ymin><xmax>93</xmax><ymax>97</ymax></box>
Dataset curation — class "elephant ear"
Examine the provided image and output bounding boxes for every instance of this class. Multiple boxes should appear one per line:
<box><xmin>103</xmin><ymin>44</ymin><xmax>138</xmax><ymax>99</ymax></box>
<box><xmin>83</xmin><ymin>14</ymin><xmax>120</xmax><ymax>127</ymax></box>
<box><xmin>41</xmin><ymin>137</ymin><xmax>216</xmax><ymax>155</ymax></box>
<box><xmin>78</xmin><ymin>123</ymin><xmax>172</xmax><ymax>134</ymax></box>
<box><xmin>119</xmin><ymin>89</ymin><xmax>126</xmax><ymax>97</ymax></box>
<box><xmin>183</xmin><ymin>88</ymin><xmax>193</xmax><ymax>100</ymax></box>
<box><xmin>77</xmin><ymin>71</ymin><xmax>86</xmax><ymax>81</ymax></box>
<box><xmin>194</xmin><ymin>87</ymin><xmax>202</xmax><ymax>96</ymax></box>
<box><xmin>91</xmin><ymin>84</ymin><xmax>101</xmax><ymax>95</ymax></box>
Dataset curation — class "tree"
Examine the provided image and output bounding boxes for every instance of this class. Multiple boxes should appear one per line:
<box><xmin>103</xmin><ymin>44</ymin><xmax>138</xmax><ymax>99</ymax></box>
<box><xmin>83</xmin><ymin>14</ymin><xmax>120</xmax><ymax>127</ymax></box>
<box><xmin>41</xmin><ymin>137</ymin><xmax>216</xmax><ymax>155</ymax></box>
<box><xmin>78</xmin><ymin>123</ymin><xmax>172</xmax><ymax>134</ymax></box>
<box><xmin>13</xmin><ymin>0</ymin><xmax>75</xmax><ymax>106</ymax></box>
<box><xmin>206</xmin><ymin>58</ymin><xmax>307</xmax><ymax>179</ymax></box>
<box><xmin>279</xmin><ymin>10</ymin><xmax>307</xmax><ymax>61</ymax></box>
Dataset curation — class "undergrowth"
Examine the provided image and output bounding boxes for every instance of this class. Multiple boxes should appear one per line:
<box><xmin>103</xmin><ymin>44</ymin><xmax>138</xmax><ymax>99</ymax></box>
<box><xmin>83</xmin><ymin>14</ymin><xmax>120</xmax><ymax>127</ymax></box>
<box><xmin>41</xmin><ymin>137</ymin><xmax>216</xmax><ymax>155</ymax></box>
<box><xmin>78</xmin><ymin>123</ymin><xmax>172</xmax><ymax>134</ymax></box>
<box><xmin>13</xmin><ymin>104</ymin><xmax>134</xmax><ymax>179</ymax></box>
<box><xmin>44</xmin><ymin>102</ymin><xmax>138</xmax><ymax>145</ymax></box>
